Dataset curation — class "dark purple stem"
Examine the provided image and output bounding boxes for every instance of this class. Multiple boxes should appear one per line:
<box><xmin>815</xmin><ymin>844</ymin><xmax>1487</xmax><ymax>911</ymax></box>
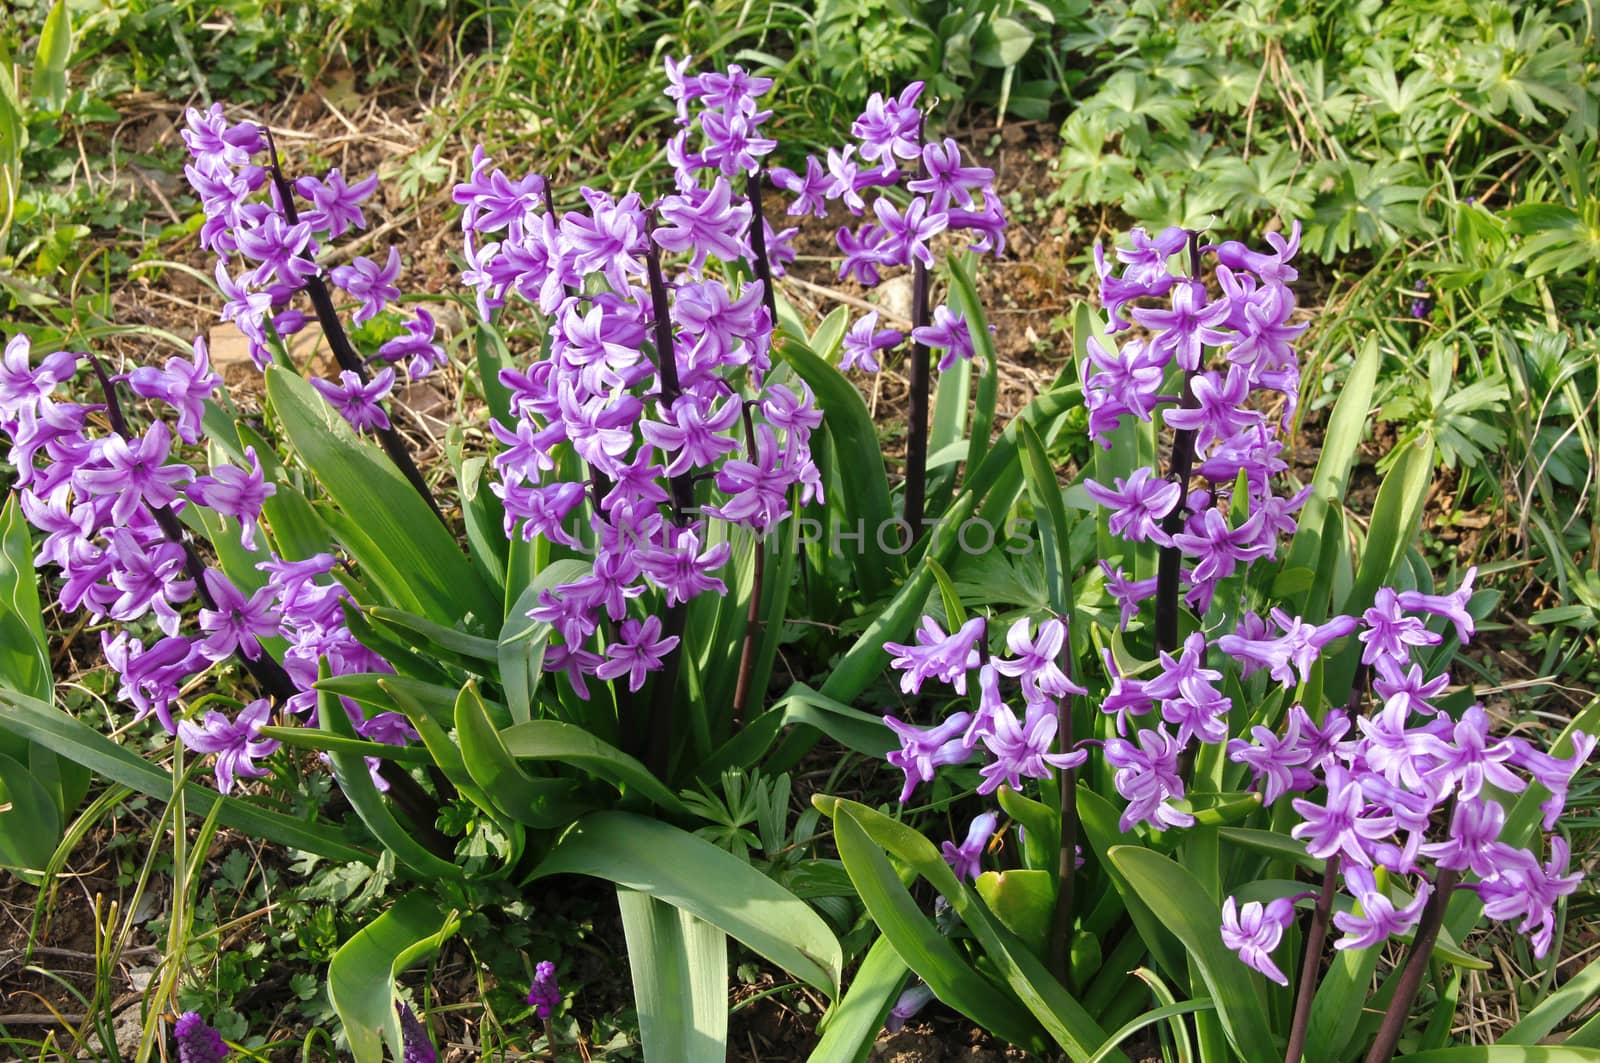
<box><xmin>1048</xmin><ymin>622</ymin><xmax>1080</xmax><ymax>983</ymax></box>
<box><xmin>260</xmin><ymin>130</ymin><xmax>447</xmax><ymax>528</ymax></box>
<box><xmin>903</xmin><ymin>119</ymin><xmax>932</xmax><ymax>535</ymax></box>
<box><xmin>1361</xmin><ymin>870</ymin><xmax>1459</xmax><ymax>1063</ymax></box>
<box><xmin>1153</xmin><ymin>230</ymin><xmax>1206</xmax><ymax>655</ymax></box>
<box><xmin>1285</xmin><ymin>854</ymin><xmax>1342</xmax><ymax>1063</ymax></box>
<box><xmin>639</xmin><ymin>239</ymin><xmax>693</xmax><ymax>778</ymax></box>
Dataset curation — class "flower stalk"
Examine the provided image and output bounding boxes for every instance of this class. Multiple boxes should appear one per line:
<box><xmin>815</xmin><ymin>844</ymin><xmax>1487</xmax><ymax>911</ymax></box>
<box><xmin>1048</xmin><ymin>624</ymin><xmax>1081</xmax><ymax>983</ymax></box>
<box><xmin>260</xmin><ymin>130</ymin><xmax>446</xmax><ymax>527</ymax></box>
<box><xmin>1362</xmin><ymin>870</ymin><xmax>1459</xmax><ymax>1063</ymax></box>
<box><xmin>1285</xmin><ymin>854</ymin><xmax>1342</xmax><ymax>1063</ymax></box>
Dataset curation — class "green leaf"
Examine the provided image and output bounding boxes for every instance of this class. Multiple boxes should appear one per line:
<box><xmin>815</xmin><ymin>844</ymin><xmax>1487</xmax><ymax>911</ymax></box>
<box><xmin>832</xmin><ymin>807</ymin><xmax>1049</xmax><ymax>1052</ymax></box>
<box><xmin>319</xmin><ymin>669</ymin><xmax>463</xmax><ymax>881</ymax></box>
<box><xmin>1020</xmin><ymin>420</ymin><xmax>1073</xmax><ymax>617</ymax></box>
<box><xmin>0</xmin><ymin>493</ymin><xmax>50</xmax><ymax>704</ymax></box>
<box><xmin>808</xmin><ymin>936</ymin><xmax>909</xmax><ymax>1063</ymax></box>
<box><xmin>776</xmin><ymin>334</ymin><xmax>896</xmax><ymax>599</ymax></box>
<box><xmin>265</xmin><ymin>366</ymin><xmax>499</xmax><ymax>627</ymax></box>
<box><xmin>499</xmin><ymin>719</ymin><xmax>689</xmax><ymax>816</ymax></box>
<box><xmin>947</xmin><ymin>256</ymin><xmax>1000</xmax><ymax>480</ymax></box>
<box><xmin>1303</xmin><ymin>941</ymin><xmax>1381</xmax><ymax>1063</ymax></box>
<box><xmin>1106</xmin><ymin>846</ymin><xmax>1278</xmax><ymax>1063</ymax></box>
<box><xmin>973</xmin><ymin>15</ymin><xmax>1035</xmax><ymax>67</ymax></box>
<box><xmin>617</xmin><ymin>888</ymin><xmax>728</xmax><ymax>1063</ymax></box>
<box><xmin>1079</xmin><ymin>790</ymin><xmax>1186</xmax><ymax>979</ymax></box>
<box><xmin>975</xmin><ymin>869</ymin><xmax>1055</xmax><ymax>956</ymax></box>
<box><xmin>1501</xmin><ymin>944</ymin><xmax>1600</xmax><ymax>1045</ymax></box>
<box><xmin>0</xmin><ymin>686</ymin><xmax>372</xmax><ymax>864</ymax></box>
<box><xmin>1278</xmin><ymin>334</ymin><xmax>1378</xmax><ymax>615</ymax></box>
<box><xmin>831</xmin><ymin>800</ymin><xmax>1119</xmax><ymax>1061</ymax></box>
<box><xmin>500</xmin><ymin>559</ymin><xmax>589</xmax><ymax>725</ymax></box>
<box><xmin>366</xmin><ymin>606</ymin><xmax>501</xmax><ymax>662</ymax></box>
<box><xmin>454</xmin><ymin>681</ymin><xmax>589</xmax><ymax>828</ymax></box>
<box><xmin>1088</xmin><ymin>997</ymin><xmax>1217</xmax><ymax>1063</ymax></box>
<box><xmin>327</xmin><ymin>894</ymin><xmax>459</xmax><ymax>1063</ymax></box>
<box><xmin>530</xmin><ymin>811</ymin><xmax>843</xmax><ymax>997</ymax></box>
<box><xmin>1396</xmin><ymin>1050</ymin><xmax>1600</xmax><ymax>1063</ymax></box>
<box><xmin>30</xmin><ymin>0</ymin><xmax>72</xmax><ymax>113</ymax></box>
<box><xmin>0</xmin><ymin>751</ymin><xmax>59</xmax><ymax>870</ymax></box>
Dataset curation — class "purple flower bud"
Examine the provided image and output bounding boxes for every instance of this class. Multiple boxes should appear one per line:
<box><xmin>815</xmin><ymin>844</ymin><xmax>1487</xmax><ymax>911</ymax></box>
<box><xmin>173</xmin><ymin>1011</ymin><xmax>230</xmax><ymax>1063</ymax></box>
<box><xmin>527</xmin><ymin>959</ymin><xmax>561</xmax><ymax>1019</ymax></box>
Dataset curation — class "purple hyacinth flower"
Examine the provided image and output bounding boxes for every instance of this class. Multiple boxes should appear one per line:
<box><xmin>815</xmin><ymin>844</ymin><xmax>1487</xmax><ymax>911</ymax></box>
<box><xmin>976</xmin><ymin>704</ymin><xmax>1088</xmax><ymax>795</ymax></box>
<box><xmin>653</xmin><ymin>177</ymin><xmax>750</xmax><ymax>274</ymax></box>
<box><xmin>992</xmin><ymin>615</ymin><xmax>1084</xmax><ymax>706</ymax></box>
<box><xmin>840</xmin><ymin>310</ymin><xmax>902</xmax><ymax>373</ymax></box>
<box><xmin>911</xmin><ymin>305</ymin><xmax>976</xmax><ymax>371</ymax></box>
<box><xmin>1</xmin><ymin>333</ymin><xmax>79</xmax><ymax>418</ymax></box>
<box><xmin>883</xmin><ymin>615</ymin><xmax>985</xmax><ymax>695</ymax></box>
<box><xmin>771</xmin><ymin>155</ymin><xmax>832</xmax><ymax>218</ymax></box>
<box><xmin>1290</xmin><ymin>766</ymin><xmax>1393</xmax><ymax>867</ymax></box>
<box><xmin>1228</xmin><ymin>712</ymin><xmax>1313</xmax><ymax>806</ymax></box>
<box><xmin>173</xmin><ymin>1011</ymin><xmax>230</xmax><ymax>1063</ymax></box>
<box><xmin>852</xmin><ymin>83</ymin><xmax>925</xmax><ymax>173</ymax></box>
<box><xmin>885</xmin><ymin>982</ymin><xmax>936</xmax><ymax>1032</ymax></box>
<box><xmin>941</xmin><ymin>811</ymin><xmax>999</xmax><ymax>881</ymax></box>
<box><xmin>196</xmin><ymin>568</ymin><xmax>282</xmax><ymax>662</ymax></box>
<box><xmin>1098</xmin><ymin>562</ymin><xmax>1158</xmax><ymax>631</ymax></box>
<box><xmin>329</xmin><ymin>246</ymin><xmax>402</xmax><ymax>324</ymax></box>
<box><xmin>1083</xmin><ymin>467</ymin><xmax>1181</xmax><ymax>546</ymax></box>
<box><xmin>397</xmin><ymin>1002</ymin><xmax>436</xmax><ymax>1063</ymax></box>
<box><xmin>310</xmin><ymin>368</ymin><xmax>395</xmax><ymax>432</ymax></box>
<box><xmin>1358</xmin><ymin>587</ymin><xmax>1443</xmax><ymax>666</ymax></box>
<box><xmin>125</xmin><ymin>337</ymin><xmax>222</xmax><ymax>444</ymax></box>
<box><xmin>884</xmin><ymin>711</ymin><xmax>976</xmax><ymax>802</ymax></box>
<box><xmin>908</xmin><ymin>137</ymin><xmax>994</xmax><ymax>213</ymax></box>
<box><xmin>1132</xmin><ymin>279</ymin><xmax>1232</xmax><ymax>372</ymax></box>
<box><xmin>176</xmin><ymin>698</ymin><xmax>279</xmax><ymax>795</ymax></box>
<box><xmin>74</xmin><ymin>422</ymin><xmax>193</xmax><ymax>525</ymax></box>
<box><xmin>596</xmin><ymin>616</ymin><xmax>680</xmax><ymax>692</ymax></box>
<box><xmin>1395</xmin><ymin>566</ymin><xmax>1477</xmax><ymax>644</ymax></box>
<box><xmin>1332</xmin><ymin>865</ymin><xmax>1430</xmax><ymax>950</ymax></box>
<box><xmin>1418</xmin><ymin>704</ymin><xmax>1525</xmax><ymax>801</ymax></box>
<box><xmin>872</xmin><ymin>195</ymin><xmax>947</xmax><ymax>269</ymax></box>
<box><xmin>187</xmin><ymin>445</ymin><xmax>276</xmax><ymax>550</ymax></box>
<box><xmin>1104</xmin><ymin>724</ymin><xmax>1193</xmax><ymax>831</ymax></box>
<box><xmin>295</xmin><ymin>168</ymin><xmax>380</xmax><ymax>238</ymax></box>
<box><xmin>527</xmin><ymin>960</ymin><xmax>561</xmax><ymax>1019</ymax></box>
<box><xmin>1220</xmin><ymin>896</ymin><xmax>1295</xmax><ymax>985</ymax></box>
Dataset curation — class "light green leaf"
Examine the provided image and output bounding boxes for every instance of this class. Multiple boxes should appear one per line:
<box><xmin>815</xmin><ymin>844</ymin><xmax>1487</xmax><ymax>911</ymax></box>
<box><xmin>265</xmin><ymin>366</ymin><xmax>499</xmax><ymax>627</ymax></box>
<box><xmin>1107</xmin><ymin>846</ymin><xmax>1278</xmax><ymax>1063</ymax></box>
<box><xmin>531</xmin><ymin>811</ymin><xmax>843</xmax><ymax>998</ymax></box>
<box><xmin>808</xmin><ymin>936</ymin><xmax>910</xmax><ymax>1063</ymax></box>
<box><xmin>499</xmin><ymin>719</ymin><xmax>688</xmax><ymax>816</ymax></box>
<box><xmin>0</xmin><ymin>751</ymin><xmax>59</xmax><ymax>870</ymax></box>
<box><xmin>454</xmin><ymin>680</ymin><xmax>589</xmax><ymax>828</ymax></box>
<box><xmin>328</xmin><ymin>894</ymin><xmax>459</xmax><ymax>1063</ymax></box>
<box><xmin>618</xmin><ymin>887</ymin><xmax>729</xmax><ymax>1063</ymax></box>
<box><xmin>30</xmin><ymin>0</ymin><xmax>72</xmax><ymax>113</ymax></box>
<box><xmin>319</xmin><ymin>669</ymin><xmax>463</xmax><ymax>880</ymax></box>
<box><xmin>0</xmin><ymin>686</ymin><xmax>372</xmax><ymax>864</ymax></box>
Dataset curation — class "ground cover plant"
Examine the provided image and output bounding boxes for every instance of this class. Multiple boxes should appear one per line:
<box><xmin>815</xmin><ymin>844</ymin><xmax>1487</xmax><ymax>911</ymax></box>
<box><xmin>2</xmin><ymin>1</ymin><xmax>1598</xmax><ymax>1061</ymax></box>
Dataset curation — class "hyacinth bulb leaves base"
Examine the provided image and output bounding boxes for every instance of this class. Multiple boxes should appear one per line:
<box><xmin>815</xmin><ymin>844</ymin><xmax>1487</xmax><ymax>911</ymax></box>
<box><xmin>804</xmin><ymin>936</ymin><xmax>910</xmax><ymax>1063</ymax></box>
<box><xmin>529</xmin><ymin>811</ymin><xmax>843</xmax><ymax>996</ymax></box>
<box><xmin>326</xmin><ymin>893</ymin><xmax>459</xmax><ymax>1063</ymax></box>
<box><xmin>617</xmin><ymin>888</ymin><xmax>729</xmax><ymax>1063</ymax></box>
<box><xmin>0</xmin><ymin>750</ymin><xmax>60</xmax><ymax>872</ymax></box>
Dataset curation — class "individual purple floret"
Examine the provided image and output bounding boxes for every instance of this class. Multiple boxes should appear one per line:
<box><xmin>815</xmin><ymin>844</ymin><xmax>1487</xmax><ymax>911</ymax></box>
<box><xmin>176</xmin><ymin>698</ymin><xmax>280</xmax><ymax>794</ymax></box>
<box><xmin>885</xmin><ymin>983</ymin><xmax>936</xmax><ymax>1032</ymax></box>
<box><xmin>911</xmin><ymin>305</ymin><xmax>976</xmax><ymax>371</ymax></box>
<box><xmin>1220</xmin><ymin>896</ymin><xmax>1295</xmax><ymax>985</ymax></box>
<box><xmin>310</xmin><ymin>368</ymin><xmax>396</xmax><ymax>432</ymax></box>
<box><xmin>527</xmin><ymin>960</ymin><xmax>561</xmax><ymax>1019</ymax></box>
<box><xmin>942</xmin><ymin>811</ymin><xmax>999</xmax><ymax>882</ymax></box>
<box><xmin>840</xmin><ymin>310</ymin><xmax>902</xmax><ymax>373</ymax></box>
<box><xmin>1332</xmin><ymin>866</ymin><xmax>1430</xmax><ymax>950</ymax></box>
<box><xmin>174</xmin><ymin>1011</ymin><xmax>230</xmax><ymax>1063</ymax></box>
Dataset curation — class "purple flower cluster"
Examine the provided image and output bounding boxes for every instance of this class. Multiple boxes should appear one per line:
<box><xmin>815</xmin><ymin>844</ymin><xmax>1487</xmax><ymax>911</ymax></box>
<box><xmin>454</xmin><ymin>59</ymin><xmax>824</xmax><ymax>696</ymax></box>
<box><xmin>1082</xmin><ymin>224</ymin><xmax>1589</xmax><ymax>975</ymax></box>
<box><xmin>173</xmin><ymin>1011</ymin><xmax>230</xmax><ymax>1063</ymax></box>
<box><xmin>1</xmin><ymin>331</ymin><xmax>410</xmax><ymax>793</ymax></box>
<box><xmin>180</xmin><ymin>104</ymin><xmax>447</xmax><ymax>396</ymax></box>
<box><xmin>877</xmin><ymin>224</ymin><xmax>1592</xmax><ymax>991</ymax></box>
<box><xmin>769</xmin><ymin>86</ymin><xmax>1001</xmax><ymax>375</ymax></box>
